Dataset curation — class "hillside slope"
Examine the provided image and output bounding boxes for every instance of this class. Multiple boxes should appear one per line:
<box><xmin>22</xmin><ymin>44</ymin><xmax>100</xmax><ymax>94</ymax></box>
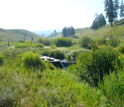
<box><xmin>0</xmin><ymin>28</ymin><xmax>40</xmax><ymax>41</ymax></box>
<box><xmin>76</xmin><ymin>19</ymin><xmax>124</xmax><ymax>39</ymax></box>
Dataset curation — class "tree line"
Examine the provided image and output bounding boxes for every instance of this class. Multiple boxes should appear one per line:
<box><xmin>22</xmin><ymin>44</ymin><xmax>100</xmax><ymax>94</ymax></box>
<box><xmin>104</xmin><ymin>0</ymin><xmax>124</xmax><ymax>25</ymax></box>
<box><xmin>62</xmin><ymin>26</ymin><xmax>75</xmax><ymax>37</ymax></box>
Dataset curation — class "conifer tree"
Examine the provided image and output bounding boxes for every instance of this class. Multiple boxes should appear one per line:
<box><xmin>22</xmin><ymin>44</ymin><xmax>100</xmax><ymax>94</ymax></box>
<box><xmin>120</xmin><ymin>0</ymin><xmax>124</xmax><ymax>18</ymax></box>
<box><xmin>62</xmin><ymin>26</ymin><xmax>75</xmax><ymax>37</ymax></box>
<box><xmin>62</xmin><ymin>27</ymin><xmax>68</xmax><ymax>37</ymax></box>
<box><xmin>91</xmin><ymin>14</ymin><xmax>106</xmax><ymax>30</ymax></box>
<box><xmin>70</xmin><ymin>26</ymin><xmax>75</xmax><ymax>35</ymax></box>
<box><xmin>114</xmin><ymin>0</ymin><xmax>119</xmax><ymax>20</ymax></box>
<box><xmin>104</xmin><ymin>0</ymin><xmax>114</xmax><ymax>27</ymax></box>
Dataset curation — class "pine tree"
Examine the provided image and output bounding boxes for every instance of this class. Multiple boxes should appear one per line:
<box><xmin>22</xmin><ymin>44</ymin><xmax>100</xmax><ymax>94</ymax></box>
<box><xmin>104</xmin><ymin>0</ymin><xmax>115</xmax><ymax>27</ymax></box>
<box><xmin>114</xmin><ymin>0</ymin><xmax>119</xmax><ymax>20</ymax></box>
<box><xmin>70</xmin><ymin>26</ymin><xmax>75</xmax><ymax>35</ymax></box>
<box><xmin>62</xmin><ymin>26</ymin><xmax>75</xmax><ymax>37</ymax></box>
<box><xmin>91</xmin><ymin>14</ymin><xmax>106</xmax><ymax>30</ymax></box>
<box><xmin>53</xmin><ymin>30</ymin><xmax>57</xmax><ymax>37</ymax></box>
<box><xmin>120</xmin><ymin>0</ymin><xmax>124</xmax><ymax>18</ymax></box>
<box><xmin>62</xmin><ymin>27</ymin><xmax>68</xmax><ymax>37</ymax></box>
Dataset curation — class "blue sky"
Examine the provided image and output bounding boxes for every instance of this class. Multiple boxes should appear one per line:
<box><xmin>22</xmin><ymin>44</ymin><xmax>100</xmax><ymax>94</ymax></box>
<box><xmin>0</xmin><ymin>0</ymin><xmax>105</xmax><ymax>31</ymax></box>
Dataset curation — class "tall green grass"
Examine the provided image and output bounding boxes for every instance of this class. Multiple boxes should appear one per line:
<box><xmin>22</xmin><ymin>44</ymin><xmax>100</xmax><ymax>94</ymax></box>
<box><xmin>99</xmin><ymin>71</ymin><xmax>124</xmax><ymax>106</ymax></box>
<box><xmin>0</xmin><ymin>66</ymin><xmax>106</xmax><ymax>107</ymax></box>
<box><xmin>0</xmin><ymin>54</ymin><xmax>4</xmax><ymax>66</ymax></box>
<box><xmin>0</xmin><ymin>49</ymin><xmax>107</xmax><ymax>106</ymax></box>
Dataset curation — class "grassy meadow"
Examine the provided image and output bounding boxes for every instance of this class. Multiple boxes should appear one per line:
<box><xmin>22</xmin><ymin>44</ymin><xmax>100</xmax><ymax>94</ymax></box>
<box><xmin>1</xmin><ymin>19</ymin><xmax>124</xmax><ymax>107</ymax></box>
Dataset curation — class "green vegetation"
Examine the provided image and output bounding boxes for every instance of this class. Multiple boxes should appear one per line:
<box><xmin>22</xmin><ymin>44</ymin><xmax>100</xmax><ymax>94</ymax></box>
<box><xmin>91</xmin><ymin>14</ymin><xmax>106</xmax><ymax>30</ymax></box>
<box><xmin>80</xmin><ymin>36</ymin><xmax>97</xmax><ymax>49</ymax></box>
<box><xmin>22</xmin><ymin>52</ymin><xmax>45</xmax><ymax>69</ymax></box>
<box><xmin>37</xmin><ymin>38</ymin><xmax>52</xmax><ymax>46</ymax></box>
<box><xmin>80</xmin><ymin>36</ymin><xmax>91</xmax><ymax>48</ymax></box>
<box><xmin>99</xmin><ymin>71</ymin><xmax>124</xmax><ymax>106</ymax></box>
<box><xmin>0</xmin><ymin>28</ymin><xmax>39</xmax><ymax>41</ymax></box>
<box><xmin>62</xmin><ymin>26</ymin><xmax>75</xmax><ymax>37</ymax></box>
<box><xmin>41</xmin><ymin>49</ymin><xmax>65</xmax><ymax>60</ymax></box>
<box><xmin>65</xmin><ymin>49</ymin><xmax>87</xmax><ymax>61</ymax></box>
<box><xmin>108</xmin><ymin>35</ymin><xmax>120</xmax><ymax>47</ymax></box>
<box><xmin>1</xmin><ymin>7</ymin><xmax>124</xmax><ymax>106</ymax></box>
<box><xmin>104</xmin><ymin>0</ymin><xmax>119</xmax><ymax>26</ymax></box>
<box><xmin>119</xmin><ymin>46</ymin><xmax>124</xmax><ymax>54</ymax></box>
<box><xmin>68</xmin><ymin>47</ymin><xmax>124</xmax><ymax>86</ymax></box>
<box><xmin>0</xmin><ymin>54</ymin><xmax>4</xmax><ymax>66</ymax></box>
<box><xmin>54</xmin><ymin>37</ymin><xmax>72</xmax><ymax>47</ymax></box>
<box><xmin>120</xmin><ymin>0</ymin><xmax>124</xmax><ymax>18</ymax></box>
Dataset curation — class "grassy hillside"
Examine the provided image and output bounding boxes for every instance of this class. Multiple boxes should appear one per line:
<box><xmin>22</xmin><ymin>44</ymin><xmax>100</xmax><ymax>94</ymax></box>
<box><xmin>77</xmin><ymin>19</ymin><xmax>124</xmax><ymax>40</ymax></box>
<box><xmin>0</xmin><ymin>28</ymin><xmax>40</xmax><ymax>41</ymax></box>
<box><xmin>75</xmin><ymin>27</ymin><xmax>92</xmax><ymax>36</ymax></box>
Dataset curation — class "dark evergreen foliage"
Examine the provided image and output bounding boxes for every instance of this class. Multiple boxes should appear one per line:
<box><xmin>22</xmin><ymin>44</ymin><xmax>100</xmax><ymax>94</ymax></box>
<box><xmin>62</xmin><ymin>26</ymin><xmax>75</xmax><ymax>37</ymax></box>
<box><xmin>120</xmin><ymin>0</ymin><xmax>124</xmax><ymax>18</ymax></box>
<box><xmin>104</xmin><ymin>0</ymin><xmax>120</xmax><ymax>26</ymax></box>
<box><xmin>114</xmin><ymin>0</ymin><xmax>119</xmax><ymax>20</ymax></box>
<box><xmin>91</xmin><ymin>14</ymin><xmax>106</xmax><ymax>29</ymax></box>
<box><xmin>55</xmin><ymin>37</ymin><xmax>72</xmax><ymax>47</ymax></box>
<box><xmin>104</xmin><ymin>0</ymin><xmax>115</xmax><ymax>26</ymax></box>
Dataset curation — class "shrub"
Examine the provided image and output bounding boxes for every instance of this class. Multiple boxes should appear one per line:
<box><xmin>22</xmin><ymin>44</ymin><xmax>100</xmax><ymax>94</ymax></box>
<box><xmin>88</xmin><ymin>39</ymin><xmax>98</xmax><ymax>50</ymax></box>
<box><xmin>80</xmin><ymin>36</ymin><xmax>91</xmax><ymax>48</ymax></box>
<box><xmin>0</xmin><ymin>67</ymin><xmax>106</xmax><ymax>107</ymax></box>
<box><xmin>69</xmin><ymin>47</ymin><xmax>123</xmax><ymax>86</ymax></box>
<box><xmin>65</xmin><ymin>49</ymin><xmax>87</xmax><ymax>61</ymax></box>
<box><xmin>35</xmin><ymin>43</ymin><xmax>44</xmax><ymax>48</ymax></box>
<box><xmin>0</xmin><ymin>87</ymin><xmax>18</xmax><ymax>107</ymax></box>
<box><xmin>49</xmin><ymin>50</ymin><xmax>65</xmax><ymax>60</ymax></box>
<box><xmin>109</xmin><ymin>37</ymin><xmax>120</xmax><ymax>47</ymax></box>
<box><xmin>39</xmin><ymin>70</ymin><xmax>105</xmax><ymax>107</ymax></box>
<box><xmin>42</xmin><ymin>39</ymin><xmax>52</xmax><ymax>46</ymax></box>
<box><xmin>37</xmin><ymin>38</ymin><xmax>52</xmax><ymax>46</ymax></box>
<box><xmin>50</xmin><ymin>44</ymin><xmax>56</xmax><ymax>49</ymax></box>
<box><xmin>119</xmin><ymin>46</ymin><xmax>124</xmax><ymax>54</ymax></box>
<box><xmin>22</xmin><ymin>52</ymin><xmax>45</xmax><ymax>69</ymax></box>
<box><xmin>99</xmin><ymin>71</ymin><xmax>124</xmax><ymax>106</ymax></box>
<box><xmin>41</xmin><ymin>50</ymin><xmax>65</xmax><ymax>60</ymax></box>
<box><xmin>37</xmin><ymin>38</ymin><xmax>43</xmax><ymax>43</ymax></box>
<box><xmin>55</xmin><ymin>37</ymin><xmax>72</xmax><ymax>47</ymax></box>
<box><xmin>41</xmin><ymin>50</ymin><xmax>50</xmax><ymax>56</ymax></box>
<box><xmin>0</xmin><ymin>54</ymin><xmax>4</xmax><ymax>66</ymax></box>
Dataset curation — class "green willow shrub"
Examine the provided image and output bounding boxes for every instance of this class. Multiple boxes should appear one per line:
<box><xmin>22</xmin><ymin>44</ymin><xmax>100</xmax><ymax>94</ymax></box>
<box><xmin>69</xmin><ymin>47</ymin><xmax>123</xmax><ymax>86</ymax></box>
<box><xmin>41</xmin><ymin>50</ymin><xmax>50</xmax><ymax>56</ymax></box>
<box><xmin>65</xmin><ymin>50</ymin><xmax>87</xmax><ymax>61</ymax></box>
<box><xmin>80</xmin><ymin>36</ymin><xmax>91</xmax><ymax>48</ymax></box>
<box><xmin>109</xmin><ymin>37</ymin><xmax>120</xmax><ymax>47</ymax></box>
<box><xmin>37</xmin><ymin>38</ymin><xmax>52</xmax><ymax>46</ymax></box>
<box><xmin>0</xmin><ymin>54</ymin><xmax>4</xmax><ymax>66</ymax></box>
<box><xmin>80</xmin><ymin>37</ymin><xmax>98</xmax><ymax>49</ymax></box>
<box><xmin>88</xmin><ymin>39</ymin><xmax>98</xmax><ymax>50</ymax></box>
<box><xmin>49</xmin><ymin>50</ymin><xmax>65</xmax><ymax>59</ymax></box>
<box><xmin>41</xmin><ymin>50</ymin><xmax>65</xmax><ymax>59</ymax></box>
<box><xmin>119</xmin><ymin>46</ymin><xmax>124</xmax><ymax>54</ymax></box>
<box><xmin>55</xmin><ymin>37</ymin><xmax>72</xmax><ymax>47</ymax></box>
<box><xmin>0</xmin><ymin>87</ymin><xmax>19</xmax><ymax>107</ymax></box>
<box><xmin>99</xmin><ymin>71</ymin><xmax>124</xmax><ymax>106</ymax></box>
<box><xmin>35</xmin><ymin>43</ymin><xmax>44</xmax><ymax>48</ymax></box>
<box><xmin>42</xmin><ymin>39</ymin><xmax>52</xmax><ymax>46</ymax></box>
<box><xmin>22</xmin><ymin>52</ymin><xmax>45</xmax><ymax>69</ymax></box>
